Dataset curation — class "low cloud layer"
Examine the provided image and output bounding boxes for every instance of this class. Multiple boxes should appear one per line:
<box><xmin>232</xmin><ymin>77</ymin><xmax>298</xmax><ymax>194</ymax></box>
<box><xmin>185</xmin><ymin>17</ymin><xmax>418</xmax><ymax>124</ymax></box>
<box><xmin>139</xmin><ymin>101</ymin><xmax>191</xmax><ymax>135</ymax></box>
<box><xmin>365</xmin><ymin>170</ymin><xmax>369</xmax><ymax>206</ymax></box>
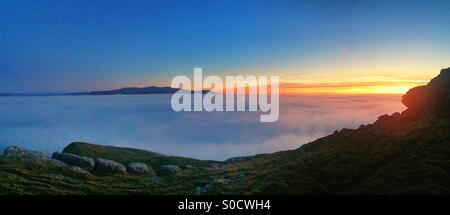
<box><xmin>0</xmin><ymin>94</ymin><xmax>405</xmax><ymax>160</ymax></box>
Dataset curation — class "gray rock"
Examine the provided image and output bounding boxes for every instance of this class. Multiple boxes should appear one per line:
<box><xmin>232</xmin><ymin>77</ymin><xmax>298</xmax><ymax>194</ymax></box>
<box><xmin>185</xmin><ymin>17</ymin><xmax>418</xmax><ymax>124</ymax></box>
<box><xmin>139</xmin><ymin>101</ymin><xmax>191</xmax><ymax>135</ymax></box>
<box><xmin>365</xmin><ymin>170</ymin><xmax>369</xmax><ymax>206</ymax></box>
<box><xmin>57</xmin><ymin>153</ymin><xmax>95</xmax><ymax>171</ymax></box>
<box><xmin>95</xmin><ymin>158</ymin><xmax>126</xmax><ymax>174</ymax></box>
<box><xmin>51</xmin><ymin>151</ymin><xmax>60</xmax><ymax>159</ymax></box>
<box><xmin>49</xmin><ymin>152</ymin><xmax>69</xmax><ymax>167</ymax></box>
<box><xmin>3</xmin><ymin>146</ymin><xmax>50</xmax><ymax>161</ymax></box>
<box><xmin>3</xmin><ymin>146</ymin><xmax>95</xmax><ymax>177</ymax></box>
<box><xmin>160</xmin><ymin>165</ymin><xmax>182</xmax><ymax>176</ymax></box>
<box><xmin>127</xmin><ymin>162</ymin><xmax>155</xmax><ymax>175</ymax></box>
<box><xmin>3</xmin><ymin>146</ymin><xmax>72</xmax><ymax>168</ymax></box>
<box><xmin>47</xmin><ymin>158</ymin><xmax>68</xmax><ymax>167</ymax></box>
<box><xmin>70</xmin><ymin>166</ymin><xmax>92</xmax><ymax>176</ymax></box>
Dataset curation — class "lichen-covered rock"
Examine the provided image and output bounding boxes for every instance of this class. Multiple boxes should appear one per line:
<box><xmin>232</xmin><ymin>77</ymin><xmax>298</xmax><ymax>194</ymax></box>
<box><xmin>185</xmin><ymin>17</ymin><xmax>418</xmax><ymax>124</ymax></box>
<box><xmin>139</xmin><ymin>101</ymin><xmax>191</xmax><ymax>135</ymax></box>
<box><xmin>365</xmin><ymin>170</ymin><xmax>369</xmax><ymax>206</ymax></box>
<box><xmin>3</xmin><ymin>146</ymin><xmax>50</xmax><ymax>161</ymax></box>
<box><xmin>95</xmin><ymin>158</ymin><xmax>126</xmax><ymax>174</ymax></box>
<box><xmin>57</xmin><ymin>153</ymin><xmax>95</xmax><ymax>171</ymax></box>
<box><xmin>127</xmin><ymin>162</ymin><xmax>155</xmax><ymax>175</ymax></box>
<box><xmin>47</xmin><ymin>158</ymin><xmax>68</xmax><ymax>167</ymax></box>
<box><xmin>3</xmin><ymin>146</ymin><xmax>69</xmax><ymax>167</ymax></box>
<box><xmin>70</xmin><ymin>166</ymin><xmax>92</xmax><ymax>176</ymax></box>
<box><xmin>160</xmin><ymin>165</ymin><xmax>182</xmax><ymax>176</ymax></box>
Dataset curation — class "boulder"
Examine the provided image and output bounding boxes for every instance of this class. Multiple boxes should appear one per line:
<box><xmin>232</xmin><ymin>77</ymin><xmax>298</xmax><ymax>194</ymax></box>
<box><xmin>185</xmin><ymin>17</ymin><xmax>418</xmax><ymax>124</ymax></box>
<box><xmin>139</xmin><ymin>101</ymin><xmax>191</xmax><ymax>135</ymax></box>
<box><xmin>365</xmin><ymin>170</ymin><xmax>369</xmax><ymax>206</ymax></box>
<box><xmin>127</xmin><ymin>162</ymin><xmax>155</xmax><ymax>175</ymax></box>
<box><xmin>160</xmin><ymin>165</ymin><xmax>182</xmax><ymax>176</ymax></box>
<box><xmin>3</xmin><ymin>146</ymin><xmax>50</xmax><ymax>161</ymax></box>
<box><xmin>57</xmin><ymin>153</ymin><xmax>95</xmax><ymax>171</ymax></box>
<box><xmin>51</xmin><ymin>151</ymin><xmax>60</xmax><ymax>159</ymax></box>
<box><xmin>47</xmin><ymin>158</ymin><xmax>68</xmax><ymax>167</ymax></box>
<box><xmin>70</xmin><ymin>166</ymin><xmax>92</xmax><ymax>176</ymax></box>
<box><xmin>95</xmin><ymin>158</ymin><xmax>126</xmax><ymax>174</ymax></box>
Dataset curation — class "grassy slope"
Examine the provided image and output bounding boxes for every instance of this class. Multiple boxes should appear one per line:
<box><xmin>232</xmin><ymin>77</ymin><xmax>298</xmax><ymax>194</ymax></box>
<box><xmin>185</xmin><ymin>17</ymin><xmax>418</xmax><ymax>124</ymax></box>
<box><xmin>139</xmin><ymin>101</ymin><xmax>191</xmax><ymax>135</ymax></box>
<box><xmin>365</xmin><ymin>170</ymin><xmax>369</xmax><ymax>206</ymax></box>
<box><xmin>213</xmin><ymin>114</ymin><xmax>450</xmax><ymax>194</ymax></box>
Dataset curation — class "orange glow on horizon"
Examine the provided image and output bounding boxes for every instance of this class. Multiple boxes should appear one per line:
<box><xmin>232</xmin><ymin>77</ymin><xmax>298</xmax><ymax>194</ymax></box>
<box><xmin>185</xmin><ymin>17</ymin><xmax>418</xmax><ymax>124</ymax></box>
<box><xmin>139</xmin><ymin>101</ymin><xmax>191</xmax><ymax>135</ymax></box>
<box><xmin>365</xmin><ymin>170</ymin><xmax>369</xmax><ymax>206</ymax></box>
<box><xmin>279</xmin><ymin>81</ymin><xmax>426</xmax><ymax>95</ymax></box>
<box><xmin>198</xmin><ymin>81</ymin><xmax>425</xmax><ymax>95</ymax></box>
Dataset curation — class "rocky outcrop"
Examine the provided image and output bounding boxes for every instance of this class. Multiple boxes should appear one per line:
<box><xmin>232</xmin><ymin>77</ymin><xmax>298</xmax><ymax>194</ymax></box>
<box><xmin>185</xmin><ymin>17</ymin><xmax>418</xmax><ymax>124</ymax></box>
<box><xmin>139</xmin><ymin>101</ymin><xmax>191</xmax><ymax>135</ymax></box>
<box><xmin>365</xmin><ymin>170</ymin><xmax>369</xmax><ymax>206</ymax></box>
<box><xmin>95</xmin><ymin>158</ymin><xmax>127</xmax><ymax>174</ymax></box>
<box><xmin>4</xmin><ymin>146</ymin><xmax>50</xmax><ymax>161</ymax></box>
<box><xmin>3</xmin><ymin>146</ymin><xmax>68</xmax><ymax>167</ymax></box>
<box><xmin>160</xmin><ymin>165</ymin><xmax>182</xmax><ymax>176</ymax></box>
<box><xmin>55</xmin><ymin>153</ymin><xmax>95</xmax><ymax>171</ymax></box>
<box><xmin>402</xmin><ymin>67</ymin><xmax>450</xmax><ymax>117</ymax></box>
<box><xmin>127</xmin><ymin>162</ymin><xmax>155</xmax><ymax>175</ymax></box>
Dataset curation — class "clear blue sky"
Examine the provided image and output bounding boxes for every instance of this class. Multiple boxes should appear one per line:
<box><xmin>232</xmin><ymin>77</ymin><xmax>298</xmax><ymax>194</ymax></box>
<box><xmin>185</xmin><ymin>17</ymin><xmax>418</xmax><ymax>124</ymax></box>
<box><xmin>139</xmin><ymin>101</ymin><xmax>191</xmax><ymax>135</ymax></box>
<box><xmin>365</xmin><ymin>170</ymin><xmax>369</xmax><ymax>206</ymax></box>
<box><xmin>1</xmin><ymin>0</ymin><xmax>449</xmax><ymax>92</ymax></box>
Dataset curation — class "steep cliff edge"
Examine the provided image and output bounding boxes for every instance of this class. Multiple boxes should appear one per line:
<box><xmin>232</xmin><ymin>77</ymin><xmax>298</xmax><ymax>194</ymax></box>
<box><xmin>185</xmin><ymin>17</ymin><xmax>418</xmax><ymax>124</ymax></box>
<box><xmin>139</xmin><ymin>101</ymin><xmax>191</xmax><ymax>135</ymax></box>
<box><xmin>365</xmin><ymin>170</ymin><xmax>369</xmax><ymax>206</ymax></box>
<box><xmin>402</xmin><ymin>67</ymin><xmax>450</xmax><ymax>117</ymax></box>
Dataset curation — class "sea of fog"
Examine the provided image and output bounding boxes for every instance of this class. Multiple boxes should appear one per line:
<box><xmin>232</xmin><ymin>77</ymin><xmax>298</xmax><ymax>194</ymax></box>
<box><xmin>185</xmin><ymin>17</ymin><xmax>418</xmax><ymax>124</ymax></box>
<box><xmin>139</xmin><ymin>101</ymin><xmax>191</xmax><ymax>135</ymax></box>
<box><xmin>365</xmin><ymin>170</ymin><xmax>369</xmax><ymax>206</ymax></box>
<box><xmin>0</xmin><ymin>94</ymin><xmax>405</xmax><ymax>160</ymax></box>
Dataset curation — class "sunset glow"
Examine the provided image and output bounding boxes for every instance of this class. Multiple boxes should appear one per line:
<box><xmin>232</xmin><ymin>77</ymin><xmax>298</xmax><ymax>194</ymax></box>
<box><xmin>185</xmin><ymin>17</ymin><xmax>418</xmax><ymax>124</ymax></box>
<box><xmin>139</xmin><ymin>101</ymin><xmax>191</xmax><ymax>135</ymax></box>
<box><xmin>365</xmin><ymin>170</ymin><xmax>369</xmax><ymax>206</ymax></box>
<box><xmin>201</xmin><ymin>79</ymin><xmax>428</xmax><ymax>95</ymax></box>
<box><xmin>279</xmin><ymin>81</ymin><xmax>428</xmax><ymax>95</ymax></box>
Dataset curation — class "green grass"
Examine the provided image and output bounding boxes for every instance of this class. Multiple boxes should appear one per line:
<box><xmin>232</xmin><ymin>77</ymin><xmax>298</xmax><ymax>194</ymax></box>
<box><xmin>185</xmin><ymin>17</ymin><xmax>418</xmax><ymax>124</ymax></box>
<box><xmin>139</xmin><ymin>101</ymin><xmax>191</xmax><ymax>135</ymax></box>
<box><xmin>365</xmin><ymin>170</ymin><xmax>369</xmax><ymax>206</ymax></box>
<box><xmin>212</xmin><ymin>114</ymin><xmax>450</xmax><ymax>194</ymax></box>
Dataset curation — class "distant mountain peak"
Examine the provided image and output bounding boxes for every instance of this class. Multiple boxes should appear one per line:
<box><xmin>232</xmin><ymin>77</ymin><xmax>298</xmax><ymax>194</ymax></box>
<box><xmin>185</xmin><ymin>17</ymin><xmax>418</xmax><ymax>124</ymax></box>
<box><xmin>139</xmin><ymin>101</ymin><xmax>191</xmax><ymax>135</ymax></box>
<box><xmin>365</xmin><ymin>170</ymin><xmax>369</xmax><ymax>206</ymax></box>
<box><xmin>81</xmin><ymin>86</ymin><xmax>180</xmax><ymax>95</ymax></box>
<box><xmin>1</xmin><ymin>86</ymin><xmax>208</xmax><ymax>97</ymax></box>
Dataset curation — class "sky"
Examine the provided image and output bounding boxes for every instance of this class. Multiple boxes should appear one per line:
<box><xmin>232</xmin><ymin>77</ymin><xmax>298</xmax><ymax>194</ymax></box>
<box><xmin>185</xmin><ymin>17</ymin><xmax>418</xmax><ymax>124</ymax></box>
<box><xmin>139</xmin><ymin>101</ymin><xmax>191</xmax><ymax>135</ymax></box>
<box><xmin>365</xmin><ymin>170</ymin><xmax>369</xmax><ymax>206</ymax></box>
<box><xmin>1</xmin><ymin>0</ymin><xmax>449</xmax><ymax>93</ymax></box>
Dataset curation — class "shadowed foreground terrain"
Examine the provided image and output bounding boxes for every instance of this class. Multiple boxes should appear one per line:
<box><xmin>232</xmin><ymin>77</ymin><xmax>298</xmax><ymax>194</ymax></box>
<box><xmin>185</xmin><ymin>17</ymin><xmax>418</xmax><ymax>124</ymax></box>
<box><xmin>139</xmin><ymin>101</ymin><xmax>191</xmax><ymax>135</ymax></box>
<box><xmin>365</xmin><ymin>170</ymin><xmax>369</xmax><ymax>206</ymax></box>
<box><xmin>0</xmin><ymin>68</ymin><xmax>449</xmax><ymax>195</ymax></box>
